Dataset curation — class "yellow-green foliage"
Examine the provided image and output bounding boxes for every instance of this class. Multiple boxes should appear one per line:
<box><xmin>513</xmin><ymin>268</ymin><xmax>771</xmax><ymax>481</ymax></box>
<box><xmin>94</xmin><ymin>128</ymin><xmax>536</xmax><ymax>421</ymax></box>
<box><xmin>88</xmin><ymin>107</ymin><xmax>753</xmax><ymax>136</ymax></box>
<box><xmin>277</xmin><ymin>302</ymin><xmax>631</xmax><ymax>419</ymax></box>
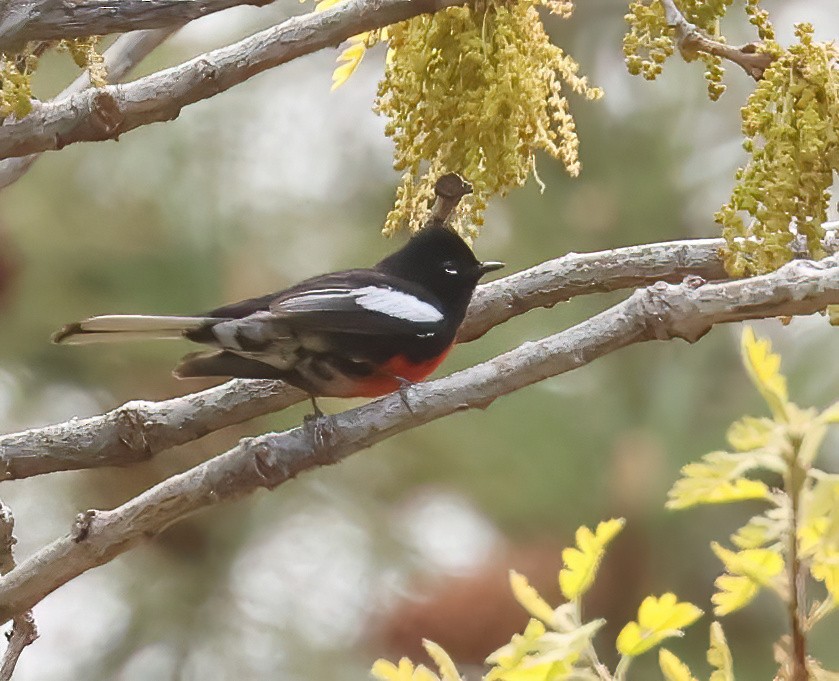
<box><xmin>0</xmin><ymin>55</ymin><xmax>36</xmax><ymax>118</ymax></box>
<box><xmin>371</xmin><ymin>328</ymin><xmax>839</xmax><ymax>680</ymax></box>
<box><xmin>623</xmin><ymin>0</ymin><xmax>756</xmax><ymax>100</ymax></box>
<box><xmin>668</xmin><ymin>327</ymin><xmax>839</xmax><ymax>677</ymax></box>
<box><xmin>624</xmin><ymin>0</ymin><xmax>773</xmax><ymax>100</ymax></box>
<box><xmin>373</xmin><ymin>517</ymin><xmax>709</xmax><ymax>681</ymax></box>
<box><xmin>0</xmin><ymin>38</ymin><xmax>108</xmax><ymax>120</ymax></box>
<box><xmin>622</xmin><ymin>1</ymin><xmax>676</xmax><ymax>81</ymax></box>
<box><xmin>717</xmin><ymin>24</ymin><xmax>839</xmax><ymax>276</ymax></box>
<box><xmin>375</xmin><ymin>1</ymin><xmax>602</xmax><ymax>237</ymax></box>
<box><xmin>58</xmin><ymin>37</ymin><xmax>108</xmax><ymax>87</ymax></box>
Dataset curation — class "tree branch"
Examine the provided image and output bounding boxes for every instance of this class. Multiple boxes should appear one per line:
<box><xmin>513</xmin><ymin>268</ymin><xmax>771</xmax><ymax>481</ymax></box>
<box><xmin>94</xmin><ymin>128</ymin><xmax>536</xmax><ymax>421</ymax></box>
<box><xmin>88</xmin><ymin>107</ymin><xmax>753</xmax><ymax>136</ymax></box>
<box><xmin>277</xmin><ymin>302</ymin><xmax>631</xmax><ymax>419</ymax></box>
<box><xmin>0</xmin><ymin>0</ymin><xmax>270</xmax><ymax>52</ymax></box>
<box><xmin>0</xmin><ymin>27</ymin><xmax>176</xmax><ymax>190</ymax></box>
<box><xmin>660</xmin><ymin>0</ymin><xmax>774</xmax><ymax>80</ymax></box>
<box><xmin>0</xmin><ymin>237</ymin><xmax>728</xmax><ymax>480</ymax></box>
<box><xmin>0</xmin><ymin>501</ymin><xmax>36</xmax><ymax>681</ymax></box>
<box><xmin>0</xmin><ymin>0</ymin><xmax>465</xmax><ymax>161</ymax></box>
<box><xmin>0</xmin><ymin>253</ymin><xmax>837</xmax><ymax>625</ymax></box>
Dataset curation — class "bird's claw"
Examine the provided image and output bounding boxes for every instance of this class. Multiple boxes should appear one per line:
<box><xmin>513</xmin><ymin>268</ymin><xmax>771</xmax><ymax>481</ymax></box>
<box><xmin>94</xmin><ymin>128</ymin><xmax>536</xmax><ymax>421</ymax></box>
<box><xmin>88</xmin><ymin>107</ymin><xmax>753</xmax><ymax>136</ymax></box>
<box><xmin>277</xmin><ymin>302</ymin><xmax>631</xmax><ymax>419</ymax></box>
<box><xmin>305</xmin><ymin>397</ymin><xmax>334</xmax><ymax>451</ymax></box>
<box><xmin>396</xmin><ymin>376</ymin><xmax>416</xmax><ymax>414</ymax></box>
<box><xmin>304</xmin><ymin>411</ymin><xmax>334</xmax><ymax>451</ymax></box>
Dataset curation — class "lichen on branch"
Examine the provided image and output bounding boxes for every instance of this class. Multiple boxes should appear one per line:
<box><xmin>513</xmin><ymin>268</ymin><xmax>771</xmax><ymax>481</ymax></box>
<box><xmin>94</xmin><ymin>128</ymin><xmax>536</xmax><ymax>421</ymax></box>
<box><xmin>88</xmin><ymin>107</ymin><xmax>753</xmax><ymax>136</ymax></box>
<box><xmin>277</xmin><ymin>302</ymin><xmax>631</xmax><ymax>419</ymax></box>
<box><xmin>374</xmin><ymin>1</ymin><xmax>602</xmax><ymax>237</ymax></box>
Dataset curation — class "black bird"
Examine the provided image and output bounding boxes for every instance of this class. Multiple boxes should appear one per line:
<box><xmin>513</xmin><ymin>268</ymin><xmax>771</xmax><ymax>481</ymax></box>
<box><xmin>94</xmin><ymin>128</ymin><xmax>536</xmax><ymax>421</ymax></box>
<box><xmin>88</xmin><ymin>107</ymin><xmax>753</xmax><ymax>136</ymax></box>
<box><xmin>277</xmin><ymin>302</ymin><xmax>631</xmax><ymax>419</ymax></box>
<box><xmin>53</xmin><ymin>179</ymin><xmax>503</xmax><ymax>400</ymax></box>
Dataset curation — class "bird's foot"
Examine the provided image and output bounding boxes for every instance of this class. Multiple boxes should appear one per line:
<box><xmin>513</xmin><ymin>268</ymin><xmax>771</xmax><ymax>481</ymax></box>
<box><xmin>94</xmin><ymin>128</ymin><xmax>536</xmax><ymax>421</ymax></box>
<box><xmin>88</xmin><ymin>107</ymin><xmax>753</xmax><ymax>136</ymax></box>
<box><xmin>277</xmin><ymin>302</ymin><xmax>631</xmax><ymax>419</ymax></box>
<box><xmin>304</xmin><ymin>397</ymin><xmax>334</xmax><ymax>452</ymax></box>
<box><xmin>396</xmin><ymin>376</ymin><xmax>417</xmax><ymax>414</ymax></box>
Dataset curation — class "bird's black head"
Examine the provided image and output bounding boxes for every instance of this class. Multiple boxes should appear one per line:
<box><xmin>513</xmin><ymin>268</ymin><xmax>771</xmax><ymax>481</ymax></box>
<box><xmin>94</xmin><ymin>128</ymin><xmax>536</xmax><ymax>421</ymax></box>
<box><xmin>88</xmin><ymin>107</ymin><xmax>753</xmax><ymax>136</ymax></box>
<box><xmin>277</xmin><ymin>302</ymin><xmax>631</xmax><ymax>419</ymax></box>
<box><xmin>375</xmin><ymin>223</ymin><xmax>504</xmax><ymax>319</ymax></box>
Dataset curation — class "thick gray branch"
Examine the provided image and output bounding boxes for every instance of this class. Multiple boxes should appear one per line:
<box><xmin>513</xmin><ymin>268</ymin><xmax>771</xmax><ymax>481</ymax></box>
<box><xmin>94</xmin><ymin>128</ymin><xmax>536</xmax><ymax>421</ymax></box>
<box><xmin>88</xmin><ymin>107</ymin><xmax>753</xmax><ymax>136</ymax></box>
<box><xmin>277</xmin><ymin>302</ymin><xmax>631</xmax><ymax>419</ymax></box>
<box><xmin>0</xmin><ymin>27</ymin><xmax>175</xmax><ymax>189</ymax></box>
<box><xmin>0</xmin><ymin>0</ymin><xmax>464</xmax><ymax>161</ymax></box>
<box><xmin>0</xmin><ymin>237</ymin><xmax>728</xmax><ymax>480</ymax></box>
<box><xmin>0</xmin><ymin>254</ymin><xmax>837</xmax><ymax>624</ymax></box>
<box><xmin>0</xmin><ymin>0</ymin><xmax>269</xmax><ymax>52</ymax></box>
<box><xmin>0</xmin><ymin>501</ymin><xmax>36</xmax><ymax>681</ymax></box>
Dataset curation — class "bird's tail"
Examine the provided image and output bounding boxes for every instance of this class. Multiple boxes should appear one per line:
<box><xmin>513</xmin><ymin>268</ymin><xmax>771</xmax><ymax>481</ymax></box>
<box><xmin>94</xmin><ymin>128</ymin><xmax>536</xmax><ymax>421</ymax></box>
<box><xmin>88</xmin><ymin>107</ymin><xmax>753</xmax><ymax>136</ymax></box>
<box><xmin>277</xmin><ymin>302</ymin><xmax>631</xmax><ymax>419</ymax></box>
<box><xmin>51</xmin><ymin>314</ymin><xmax>215</xmax><ymax>345</ymax></box>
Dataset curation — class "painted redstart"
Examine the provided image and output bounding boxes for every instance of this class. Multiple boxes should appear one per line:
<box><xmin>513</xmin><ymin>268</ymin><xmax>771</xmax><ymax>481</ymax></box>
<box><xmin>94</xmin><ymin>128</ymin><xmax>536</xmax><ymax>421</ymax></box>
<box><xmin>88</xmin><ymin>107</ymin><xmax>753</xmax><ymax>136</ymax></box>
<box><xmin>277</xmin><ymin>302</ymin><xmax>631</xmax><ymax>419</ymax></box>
<box><xmin>52</xmin><ymin>175</ymin><xmax>503</xmax><ymax>402</ymax></box>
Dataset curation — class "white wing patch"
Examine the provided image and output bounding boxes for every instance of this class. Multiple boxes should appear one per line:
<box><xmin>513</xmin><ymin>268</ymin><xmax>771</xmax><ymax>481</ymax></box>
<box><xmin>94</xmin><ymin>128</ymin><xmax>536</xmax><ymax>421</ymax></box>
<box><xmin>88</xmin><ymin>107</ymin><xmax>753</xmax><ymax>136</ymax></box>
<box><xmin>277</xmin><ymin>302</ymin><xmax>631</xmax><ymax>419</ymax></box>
<box><xmin>277</xmin><ymin>286</ymin><xmax>444</xmax><ymax>323</ymax></box>
<box><xmin>354</xmin><ymin>286</ymin><xmax>443</xmax><ymax>323</ymax></box>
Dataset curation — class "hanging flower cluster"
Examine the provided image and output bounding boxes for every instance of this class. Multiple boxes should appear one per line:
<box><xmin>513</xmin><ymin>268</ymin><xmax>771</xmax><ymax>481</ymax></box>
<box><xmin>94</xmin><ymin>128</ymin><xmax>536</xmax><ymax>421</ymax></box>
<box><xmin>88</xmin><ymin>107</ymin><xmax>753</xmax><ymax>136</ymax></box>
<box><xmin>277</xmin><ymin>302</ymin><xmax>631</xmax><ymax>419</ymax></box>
<box><xmin>716</xmin><ymin>24</ymin><xmax>838</xmax><ymax>275</ymax></box>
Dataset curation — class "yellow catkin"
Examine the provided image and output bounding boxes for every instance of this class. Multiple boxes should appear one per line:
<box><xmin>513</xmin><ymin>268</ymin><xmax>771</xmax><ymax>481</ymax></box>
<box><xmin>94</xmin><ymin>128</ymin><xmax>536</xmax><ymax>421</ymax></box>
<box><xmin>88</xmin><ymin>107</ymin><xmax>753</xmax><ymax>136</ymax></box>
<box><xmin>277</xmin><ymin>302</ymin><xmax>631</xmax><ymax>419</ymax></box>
<box><xmin>375</xmin><ymin>1</ymin><xmax>601</xmax><ymax>237</ymax></box>
<box><xmin>717</xmin><ymin>24</ymin><xmax>838</xmax><ymax>275</ymax></box>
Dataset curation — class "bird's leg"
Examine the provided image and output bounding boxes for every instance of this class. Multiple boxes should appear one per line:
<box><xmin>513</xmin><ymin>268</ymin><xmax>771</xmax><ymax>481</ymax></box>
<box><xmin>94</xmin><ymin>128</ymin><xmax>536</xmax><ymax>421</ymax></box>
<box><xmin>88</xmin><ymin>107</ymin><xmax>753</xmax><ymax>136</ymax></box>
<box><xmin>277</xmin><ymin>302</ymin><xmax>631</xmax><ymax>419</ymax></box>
<box><xmin>395</xmin><ymin>376</ymin><xmax>417</xmax><ymax>415</ymax></box>
<box><xmin>303</xmin><ymin>396</ymin><xmax>334</xmax><ymax>451</ymax></box>
<box><xmin>310</xmin><ymin>396</ymin><xmax>324</xmax><ymax>419</ymax></box>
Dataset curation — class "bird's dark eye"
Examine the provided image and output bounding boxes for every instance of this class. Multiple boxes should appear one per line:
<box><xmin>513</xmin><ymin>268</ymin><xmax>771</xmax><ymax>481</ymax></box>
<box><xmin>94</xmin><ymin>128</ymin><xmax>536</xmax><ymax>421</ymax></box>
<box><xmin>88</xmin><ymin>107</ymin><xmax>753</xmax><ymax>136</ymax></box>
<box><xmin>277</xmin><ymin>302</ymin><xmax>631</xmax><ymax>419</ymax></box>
<box><xmin>442</xmin><ymin>260</ymin><xmax>459</xmax><ymax>275</ymax></box>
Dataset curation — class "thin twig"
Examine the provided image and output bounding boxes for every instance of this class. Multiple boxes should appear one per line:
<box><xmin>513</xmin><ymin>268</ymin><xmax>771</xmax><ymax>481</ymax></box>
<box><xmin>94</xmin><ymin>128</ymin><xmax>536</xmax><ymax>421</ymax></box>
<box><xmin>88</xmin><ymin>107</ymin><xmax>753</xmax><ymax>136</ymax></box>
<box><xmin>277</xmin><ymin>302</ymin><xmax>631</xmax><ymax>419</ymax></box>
<box><xmin>660</xmin><ymin>0</ymin><xmax>774</xmax><ymax>80</ymax></box>
<box><xmin>0</xmin><ymin>27</ymin><xmax>176</xmax><ymax>190</ymax></box>
<box><xmin>0</xmin><ymin>501</ymin><xmax>37</xmax><ymax>681</ymax></box>
<box><xmin>0</xmin><ymin>254</ymin><xmax>837</xmax><ymax>626</ymax></box>
<box><xmin>0</xmin><ymin>0</ymin><xmax>465</xmax><ymax>161</ymax></box>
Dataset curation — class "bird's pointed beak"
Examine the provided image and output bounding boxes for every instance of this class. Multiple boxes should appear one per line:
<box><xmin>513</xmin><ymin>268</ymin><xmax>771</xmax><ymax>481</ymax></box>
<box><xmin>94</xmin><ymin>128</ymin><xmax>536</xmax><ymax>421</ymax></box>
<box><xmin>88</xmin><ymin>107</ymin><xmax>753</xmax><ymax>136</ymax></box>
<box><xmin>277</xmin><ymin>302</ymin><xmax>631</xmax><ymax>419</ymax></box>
<box><xmin>478</xmin><ymin>261</ymin><xmax>505</xmax><ymax>276</ymax></box>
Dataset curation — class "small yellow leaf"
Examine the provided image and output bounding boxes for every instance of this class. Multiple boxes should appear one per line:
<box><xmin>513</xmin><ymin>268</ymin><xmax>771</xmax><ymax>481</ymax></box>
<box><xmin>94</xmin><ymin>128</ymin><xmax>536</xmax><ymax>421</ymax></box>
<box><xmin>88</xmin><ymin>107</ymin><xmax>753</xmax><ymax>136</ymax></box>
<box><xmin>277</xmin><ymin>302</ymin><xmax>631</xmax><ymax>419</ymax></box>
<box><xmin>711</xmin><ymin>542</ymin><xmax>784</xmax><ymax>586</ymax></box>
<box><xmin>707</xmin><ymin>622</ymin><xmax>734</xmax><ymax>681</ymax></box>
<box><xmin>423</xmin><ymin>640</ymin><xmax>460</xmax><ymax>681</ymax></box>
<box><xmin>486</xmin><ymin>619</ymin><xmax>546</xmax><ymax>669</ymax></box>
<box><xmin>371</xmin><ymin>659</ymin><xmax>400</xmax><ymax>681</ymax></box>
<box><xmin>811</xmin><ymin>561</ymin><xmax>839</xmax><ymax>602</ymax></box>
<box><xmin>371</xmin><ymin>657</ymin><xmax>428</xmax><ymax>681</ymax></box>
<box><xmin>726</xmin><ymin>416</ymin><xmax>775</xmax><ymax>451</ymax></box>
<box><xmin>331</xmin><ymin>36</ymin><xmax>368</xmax><ymax>90</ymax></box>
<box><xmin>740</xmin><ymin>327</ymin><xmax>789</xmax><ymax>419</ymax></box>
<box><xmin>488</xmin><ymin>661</ymin><xmax>570</xmax><ymax>681</ymax></box>
<box><xmin>659</xmin><ymin>649</ymin><xmax>698</xmax><ymax>681</ymax></box>
<box><xmin>710</xmin><ymin>542</ymin><xmax>784</xmax><ymax>616</ymax></box>
<box><xmin>667</xmin><ymin>451</ymin><xmax>772</xmax><ymax>509</ymax></box>
<box><xmin>712</xmin><ymin>574</ymin><xmax>758</xmax><ymax>616</ymax></box>
<box><xmin>731</xmin><ymin>509</ymin><xmax>785</xmax><ymax>550</ymax></box>
<box><xmin>509</xmin><ymin>571</ymin><xmax>556</xmax><ymax>624</ymax></box>
<box><xmin>820</xmin><ymin>400</ymin><xmax>839</xmax><ymax>424</ymax></box>
<box><xmin>558</xmin><ymin>518</ymin><xmax>625</xmax><ymax>600</ymax></box>
<box><xmin>414</xmin><ymin>666</ymin><xmax>443</xmax><ymax>681</ymax></box>
<box><xmin>616</xmin><ymin>593</ymin><xmax>703</xmax><ymax>657</ymax></box>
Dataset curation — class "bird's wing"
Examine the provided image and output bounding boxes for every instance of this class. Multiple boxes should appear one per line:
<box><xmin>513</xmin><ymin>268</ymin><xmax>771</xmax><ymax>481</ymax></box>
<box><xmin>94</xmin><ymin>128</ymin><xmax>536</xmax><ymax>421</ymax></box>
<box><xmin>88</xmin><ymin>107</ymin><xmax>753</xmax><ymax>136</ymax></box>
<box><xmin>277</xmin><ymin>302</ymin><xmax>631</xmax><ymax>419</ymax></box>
<box><xmin>204</xmin><ymin>291</ymin><xmax>279</xmax><ymax>319</ymax></box>
<box><xmin>267</xmin><ymin>270</ymin><xmax>445</xmax><ymax>336</ymax></box>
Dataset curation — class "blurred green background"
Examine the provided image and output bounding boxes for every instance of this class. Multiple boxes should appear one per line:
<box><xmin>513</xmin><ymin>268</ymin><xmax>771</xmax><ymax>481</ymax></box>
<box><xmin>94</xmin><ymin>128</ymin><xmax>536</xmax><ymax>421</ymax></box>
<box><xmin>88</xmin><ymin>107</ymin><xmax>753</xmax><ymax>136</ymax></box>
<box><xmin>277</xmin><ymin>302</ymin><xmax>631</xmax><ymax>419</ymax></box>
<box><xmin>0</xmin><ymin>1</ymin><xmax>837</xmax><ymax>679</ymax></box>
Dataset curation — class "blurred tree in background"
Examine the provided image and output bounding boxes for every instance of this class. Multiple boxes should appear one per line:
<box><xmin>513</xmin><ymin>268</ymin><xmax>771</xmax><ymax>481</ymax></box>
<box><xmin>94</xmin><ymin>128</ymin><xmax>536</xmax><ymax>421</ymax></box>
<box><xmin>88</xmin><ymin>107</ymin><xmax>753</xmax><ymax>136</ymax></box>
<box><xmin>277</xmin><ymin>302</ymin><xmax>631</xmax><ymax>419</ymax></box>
<box><xmin>0</xmin><ymin>1</ymin><xmax>837</xmax><ymax>680</ymax></box>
